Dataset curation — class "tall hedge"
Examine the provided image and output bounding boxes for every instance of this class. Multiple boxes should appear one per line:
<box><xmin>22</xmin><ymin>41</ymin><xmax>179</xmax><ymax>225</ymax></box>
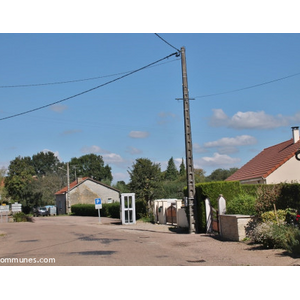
<box><xmin>187</xmin><ymin>181</ymin><xmax>300</xmax><ymax>233</ymax></box>
<box><xmin>71</xmin><ymin>203</ymin><xmax>120</xmax><ymax>218</ymax></box>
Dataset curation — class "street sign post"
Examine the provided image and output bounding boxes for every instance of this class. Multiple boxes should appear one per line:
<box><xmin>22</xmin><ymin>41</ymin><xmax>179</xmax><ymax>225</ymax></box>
<box><xmin>95</xmin><ymin>198</ymin><xmax>102</xmax><ymax>223</ymax></box>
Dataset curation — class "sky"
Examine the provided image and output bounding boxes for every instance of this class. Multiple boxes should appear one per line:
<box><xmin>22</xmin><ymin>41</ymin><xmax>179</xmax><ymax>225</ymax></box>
<box><xmin>2</xmin><ymin>32</ymin><xmax>300</xmax><ymax>184</ymax></box>
<box><xmin>2</xmin><ymin>0</ymin><xmax>300</xmax><ymax>290</ymax></box>
<box><xmin>1</xmin><ymin>2</ymin><xmax>300</xmax><ymax>186</ymax></box>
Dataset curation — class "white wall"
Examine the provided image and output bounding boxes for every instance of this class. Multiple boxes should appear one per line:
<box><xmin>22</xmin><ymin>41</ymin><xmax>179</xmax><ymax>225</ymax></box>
<box><xmin>266</xmin><ymin>156</ymin><xmax>300</xmax><ymax>184</ymax></box>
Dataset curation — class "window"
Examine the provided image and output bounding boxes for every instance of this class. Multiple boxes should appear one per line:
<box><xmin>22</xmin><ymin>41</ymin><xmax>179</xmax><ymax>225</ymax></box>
<box><xmin>107</xmin><ymin>198</ymin><xmax>112</xmax><ymax>204</ymax></box>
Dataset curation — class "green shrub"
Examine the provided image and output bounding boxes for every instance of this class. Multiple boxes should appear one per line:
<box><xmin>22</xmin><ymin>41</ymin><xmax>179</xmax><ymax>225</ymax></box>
<box><xmin>135</xmin><ymin>199</ymin><xmax>147</xmax><ymax>219</ymax></box>
<box><xmin>226</xmin><ymin>194</ymin><xmax>256</xmax><ymax>215</ymax></box>
<box><xmin>261</xmin><ymin>209</ymin><xmax>287</xmax><ymax>223</ymax></box>
<box><xmin>71</xmin><ymin>203</ymin><xmax>120</xmax><ymax>218</ymax></box>
<box><xmin>248</xmin><ymin>221</ymin><xmax>300</xmax><ymax>254</ymax></box>
<box><xmin>13</xmin><ymin>212</ymin><xmax>34</xmax><ymax>222</ymax></box>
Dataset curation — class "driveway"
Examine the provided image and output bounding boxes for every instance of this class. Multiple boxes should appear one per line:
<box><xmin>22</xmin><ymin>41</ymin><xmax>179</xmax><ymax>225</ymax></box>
<box><xmin>0</xmin><ymin>215</ymin><xmax>300</xmax><ymax>266</ymax></box>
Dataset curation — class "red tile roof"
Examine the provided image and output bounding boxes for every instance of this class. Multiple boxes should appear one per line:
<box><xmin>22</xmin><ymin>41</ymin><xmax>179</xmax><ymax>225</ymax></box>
<box><xmin>55</xmin><ymin>177</ymin><xmax>89</xmax><ymax>195</ymax></box>
<box><xmin>226</xmin><ymin>138</ymin><xmax>300</xmax><ymax>182</ymax></box>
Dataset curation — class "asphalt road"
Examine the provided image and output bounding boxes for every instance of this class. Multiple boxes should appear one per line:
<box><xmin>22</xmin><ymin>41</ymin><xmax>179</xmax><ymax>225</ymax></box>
<box><xmin>1</xmin><ymin>215</ymin><xmax>300</xmax><ymax>266</ymax></box>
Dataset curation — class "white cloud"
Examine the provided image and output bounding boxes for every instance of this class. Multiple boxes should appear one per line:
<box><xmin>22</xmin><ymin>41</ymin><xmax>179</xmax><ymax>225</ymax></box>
<box><xmin>80</xmin><ymin>145</ymin><xmax>126</xmax><ymax>166</ymax></box>
<box><xmin>42</xmin><ymin>149</ymin><xmax>61</xmax><ymax>161</ymax></box>
<box><xmin>50</xmin><ymin>104</ymin><xmax>68</xmax><ymax>113</ymax></box>
<box><xmin>129</xmin><ymin>131</ymin><xmax>150</xmax><ymax>138</ymax></box>
<box><xmin>112</xmin><ymin>172</ymin><xmax>129</xmax><ymax>184</ymax></box>
<box><xmin>195</xmin><ymin>153</ymin><xmax>240</xmax><ymax>168</ymax></box>
<box><xmin>81</xmin><ymin>145</ymin><xmax>109</xmax><ymax>154</ymax></box>
<box><xmin>204</xmin><ymin>135</ymin><xmax>257</xmax><ymax>147</ymax></box>
<box><xmin>102</xmin><ymin>153</ymin><xmax>125</xmax><ymax>164</ymax></box>
<box><xmin>210</xmin><ymin>109</ymin><xmax>300</xmax><ymax>129</ymax></box>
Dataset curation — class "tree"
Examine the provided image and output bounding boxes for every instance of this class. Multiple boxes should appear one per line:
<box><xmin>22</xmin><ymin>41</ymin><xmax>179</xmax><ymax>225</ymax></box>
<box><xmin>0</xmin><ymin>167</ymin><xmax>7</xmax><ymax>203</ymax></box>
<box><xmin>5</xmin><ymin>156</ymin><xmax>35</xmax><ymax>204</ymax></box>
<box><xmin>194</xmin><ymin>168</ymin><xmax>206</xmax><ymax>183</ymax></box>
<box><xmin>128</xmin><ymin>158</ymin><xmax>162</xmax><ymax>212</ymax></box>
<box><xmin>179</xmin><ymin>158</ymin><xmax>185</xmax><ymax>177</ymax></box>
<box><xmin>206</xmin><ymin>168</ymin><xmax>239</xmax><ymax>182</ymax></box>
<box><xmin>165</xmin><ymin>157</ymin><xmax>178</xmax><ymax>181</ymax></box>
<box><xmin>113</xmin><ymin>181</ymin><xmax>130</xmax><ymax>193</ymax></box>
<box><xmin>69</xmin><ymin>154</ymin><xmax>113</xmax><ymax>183</ymax></box>
<box><xmin>31</xmin><ymin>151</ymin><xmax>60</xmax><ymax>177</ymax></box>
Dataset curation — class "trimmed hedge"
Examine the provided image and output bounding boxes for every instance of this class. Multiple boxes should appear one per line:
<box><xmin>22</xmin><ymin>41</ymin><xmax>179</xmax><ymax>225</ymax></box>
<box><xmin>186</xmin><ymin>181</ymin><xmax>300</xmax><ymax>233</ymax></box>
<box><xmin>71</xmin><ymin>203</ymin><xmax>120</xmax><ymax>218</ymax></box>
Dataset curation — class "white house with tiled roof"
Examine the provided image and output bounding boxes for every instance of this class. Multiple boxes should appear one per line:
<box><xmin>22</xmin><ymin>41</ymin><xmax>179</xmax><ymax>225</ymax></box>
<box><xmin>226</xmin><ymin>127</ymin><xmax>300</xmax><ymax>184</ymax></box>
<box><xmin>55</xmin><ymin>177</ymin><xmax>120</xmax><ymax>214</ymax></box>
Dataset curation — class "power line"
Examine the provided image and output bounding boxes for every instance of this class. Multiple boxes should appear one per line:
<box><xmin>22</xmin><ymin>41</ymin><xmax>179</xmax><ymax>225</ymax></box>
<box><xmin>154</xmin><ymin>33</ymin><xmax>181</xmax><ymax>53</ymax></box>
<box><xmin>0</xmin><ymin>52</ymin><xmax>178</xmax><ymax>122</ymax></box>
<box><xmin>195</xmin><ymin>71</ymin><xmax>300</xmax><ymax>98</ymax></box>
<box><xmin>0</xmin><ymin>58</ymin><xmax>180</xmax><ymax>89</ymax></box>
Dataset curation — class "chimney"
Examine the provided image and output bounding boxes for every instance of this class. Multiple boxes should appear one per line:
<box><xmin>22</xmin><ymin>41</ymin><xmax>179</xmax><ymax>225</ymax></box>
<box><xmin>77</xmin><ymin>177</ymin><xmax>84</xmax><ymax>184</ymax></box>
<box><xmin>292</xmin><ymin>126</ymin><xmax>299</xmax><ymax>143</ymax></box>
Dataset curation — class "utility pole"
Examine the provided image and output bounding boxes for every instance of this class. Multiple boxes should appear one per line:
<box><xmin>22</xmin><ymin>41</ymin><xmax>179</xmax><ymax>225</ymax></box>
<box><xmin>180</xmin><ymin>46</ymin><xmax>197</xmax><ymax>234</ymax></box>
<box><xmin>67</xmin><ymin>162</ymin><xmax>70</xmax><ymax>214</ymax></box>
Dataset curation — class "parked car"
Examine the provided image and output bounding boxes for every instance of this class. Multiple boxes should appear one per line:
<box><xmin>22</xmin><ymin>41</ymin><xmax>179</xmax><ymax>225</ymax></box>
<box><xmin>33</xmin><ymin>207</ymin><xmax>50</xmax><ymax>217</ymax></box>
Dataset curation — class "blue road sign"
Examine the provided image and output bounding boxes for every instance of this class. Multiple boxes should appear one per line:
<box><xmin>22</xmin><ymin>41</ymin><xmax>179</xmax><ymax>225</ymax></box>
<box><xmin>95</xmin><ymin>198</ymin><xmax>102</xmax><ymax>205</ymax></box>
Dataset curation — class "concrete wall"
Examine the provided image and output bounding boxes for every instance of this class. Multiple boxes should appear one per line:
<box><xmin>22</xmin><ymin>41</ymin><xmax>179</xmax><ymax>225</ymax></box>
<box><xmin>219</xmin><ymin>215</ymin><xmax>253</xmax><ymax>241</ymax></box>
<box><xmin>154</xmin><ymin>199</ymin><xmax>187</xmax><ymax>226</ymax></box>
<box><xmin>55</xmin><ymin>179</ymin><xmax>120</xmax><ymax>215</ymax></box>
<box><xmin>70</xmin><ymin>180</ymin><xmax>120</xmax><ymax>205</ymax></box>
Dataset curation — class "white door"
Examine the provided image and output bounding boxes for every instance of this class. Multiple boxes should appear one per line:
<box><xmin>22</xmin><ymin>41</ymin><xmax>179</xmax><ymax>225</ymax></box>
<box><xmin>121</xmin><ymin>193</ymin><xmax>136</xmax><ymax>225</ymax></box>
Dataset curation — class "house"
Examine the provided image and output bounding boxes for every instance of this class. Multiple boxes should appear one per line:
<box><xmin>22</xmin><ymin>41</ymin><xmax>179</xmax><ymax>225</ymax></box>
<box><xmin>55</xmin><ymin>177</ymin><xmax>120</xmax><ymax>214</ymax></box>
<box><xmin>226</xmin><ymin>126</ymin><xmax>300</xmax><ymax>184</ymax></box>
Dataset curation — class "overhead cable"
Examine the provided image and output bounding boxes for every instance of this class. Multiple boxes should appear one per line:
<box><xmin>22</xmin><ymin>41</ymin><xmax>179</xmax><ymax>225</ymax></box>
<box><xmin>0</xmin><ymin>52</ymin><xmax>178</xmax><ymax>121</ymax></box>
<box><xmin>154</xmin><ymin>33</ymin><xmax>181</xmax><ymax>53</ymax></box>
<box><xmin>0</xmin><ymin>58</ymin><xmax>180</xmax><ymax>88</ymax></box>
<box><xmin>195</xmin><ymin>71</ymin><xmax>300</xmax><ymax>98</ymax></box>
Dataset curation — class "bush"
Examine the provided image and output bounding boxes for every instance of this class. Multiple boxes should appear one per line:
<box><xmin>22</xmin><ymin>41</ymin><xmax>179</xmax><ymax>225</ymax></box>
<box><xmin>135</xmin><ymin>199</ymin><xmax>147</xmax><ymax>219</ymax></box>
<box><xmin>247</xmin><ymin>221</ymin><xmax>300</xmax><ymax>254</ymax></box>
<box><xmin>261</xmin><ymin>209</ymin><xmax>287</xmax><ymax>223</ymax></box>
<box><xmin>226</xmin><ymin>194</ymin><xmax>256</xmax><ymax>215</ymax></box>
<box><xmin>71</xmin><ymin>203</ymin><xmax>120</xmax><ymax>218</ymax></box>
<box><xmin>13</xmin><ymin>212</ymin><xmax>34</xmax><ymax>222</ymax></box>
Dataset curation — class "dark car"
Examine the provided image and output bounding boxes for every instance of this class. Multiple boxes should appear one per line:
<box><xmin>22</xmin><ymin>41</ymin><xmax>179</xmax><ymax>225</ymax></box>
<box><xmin>33</xmin><ymin>207</ymin><xmax>50</xmax><ymax>217</ymax></box>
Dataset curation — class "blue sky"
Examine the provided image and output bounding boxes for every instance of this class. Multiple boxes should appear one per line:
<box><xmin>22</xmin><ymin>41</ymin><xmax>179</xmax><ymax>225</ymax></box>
<box><xmin>1</xmin><ymin>2</ymin><xmax>300</xmax><ymax>185</ymax></box>
<box><xmin>2</xmin><ymin>33</ymin><xmax>300</xmax><ymax>184</ymax></box>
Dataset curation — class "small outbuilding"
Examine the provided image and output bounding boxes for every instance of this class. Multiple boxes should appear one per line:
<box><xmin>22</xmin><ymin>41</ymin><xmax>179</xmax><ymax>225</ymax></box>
<box><xmin>55</xmin><ymin>177</ymin><xmax>120</xmax><ymax>215</ymax></box>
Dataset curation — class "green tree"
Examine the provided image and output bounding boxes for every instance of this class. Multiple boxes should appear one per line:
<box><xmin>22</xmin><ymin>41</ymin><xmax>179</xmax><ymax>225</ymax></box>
<box><xmin>5</xmin><ymin>156</ymin><xmax>35</xmax><ymax>204</ymax></box>
<box><xmin>194</xmin><ymin>168</ymin><xmax>206</xmax><ymax>183</ymax></box>
<box><xmin>113</xmin><ymin>181</ymin><xmax>130</xmax><ymax>193</ymax></box>
<box><xmin>69</xmin><ymin>154</ymin><xmax>113</xmax><ymax>183</ymax></box>
<box><xmin>31</xmin><ymin>151</ymin><xmax>60</xmax><ymax>176</ymax></box>
<box><xmin>0</xmin><ymin>167</ymin><xmax>8</xmax><ymax>203</ymax></box>
<box><xmin>206</xmin><ymin>168</ymin><xmax>238</xmax><ymax>182</ymax></box>
<box><xmin>29</xmin><ymin>173</ymin><xmax>65</xmax><ymax>206</ymax></box>
<box><xmin>179</xmin><ymin>158</ymin><xmax>185</xmax><ymax>177</ymax></box>
<box><xmin>128</xmin><ymin>158</ymin><xmax>162</xmax><ymax>212</ymax></box>
<box><xmin>165</xmin><ymin>157</ymin><xmax>178</xmax><ymax>181</ymax></box>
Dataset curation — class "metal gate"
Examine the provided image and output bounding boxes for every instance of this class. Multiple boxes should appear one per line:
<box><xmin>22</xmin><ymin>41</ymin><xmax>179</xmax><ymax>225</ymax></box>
<box><xmin>211</xmin><ymin>207</ymin><xmax>219</xmax><ymax>233</ymax></box>
<box><xmin>166</xmin><ymin>204</ymin><xmax>176</xmax><ymax>224</ymax></box>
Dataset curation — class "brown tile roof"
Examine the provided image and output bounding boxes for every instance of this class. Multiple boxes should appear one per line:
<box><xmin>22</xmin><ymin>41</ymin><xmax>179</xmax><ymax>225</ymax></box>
<box><xmin>55</xmin><ymin>177</ymin><xmax>89</xmax><ymax>195</ymax></box>
<box><xmin>226</xmin><ymin>138</ymin><xmax>300</xmax><ymax>182</ymax></box>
